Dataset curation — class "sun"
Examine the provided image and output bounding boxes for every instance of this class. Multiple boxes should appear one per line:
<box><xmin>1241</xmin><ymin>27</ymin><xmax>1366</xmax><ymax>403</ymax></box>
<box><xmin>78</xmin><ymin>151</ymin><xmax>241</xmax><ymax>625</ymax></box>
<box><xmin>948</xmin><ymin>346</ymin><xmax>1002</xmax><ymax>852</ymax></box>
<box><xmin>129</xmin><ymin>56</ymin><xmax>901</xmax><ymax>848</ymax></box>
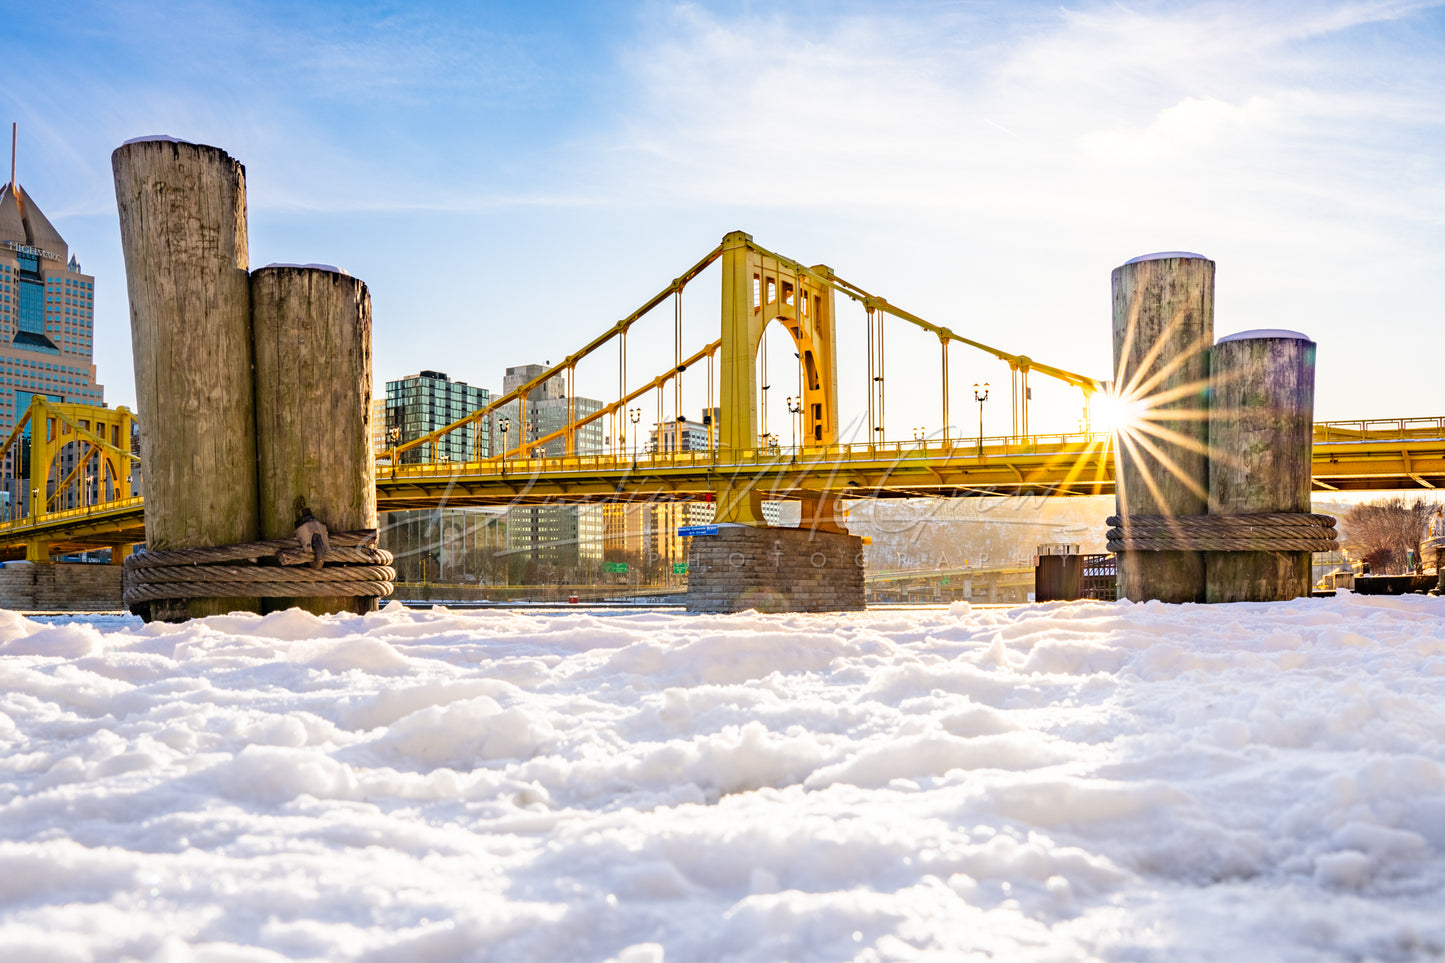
<box><xmin>1091</xmin><ymin>389</ymin><xmax>1148</xmax><ymax>435</ymax></box>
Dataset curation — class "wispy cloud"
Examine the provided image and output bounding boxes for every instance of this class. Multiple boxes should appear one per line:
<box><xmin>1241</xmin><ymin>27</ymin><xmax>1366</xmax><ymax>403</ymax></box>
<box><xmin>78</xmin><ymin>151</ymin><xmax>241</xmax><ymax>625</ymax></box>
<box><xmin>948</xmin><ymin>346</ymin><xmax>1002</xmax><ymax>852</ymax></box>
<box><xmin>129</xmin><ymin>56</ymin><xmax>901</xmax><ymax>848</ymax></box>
<box><xmin>597</xmin><ymin>0</ymin><xmax>1444</xmax><ymax>224</ymax></box>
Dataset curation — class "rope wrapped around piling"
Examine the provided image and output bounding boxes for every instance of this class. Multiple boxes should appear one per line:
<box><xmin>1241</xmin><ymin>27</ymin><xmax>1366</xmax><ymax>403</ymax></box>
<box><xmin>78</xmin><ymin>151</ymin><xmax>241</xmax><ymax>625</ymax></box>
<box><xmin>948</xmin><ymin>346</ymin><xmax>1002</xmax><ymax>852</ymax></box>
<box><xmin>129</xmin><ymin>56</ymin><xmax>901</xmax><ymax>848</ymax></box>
<box><xmin>1106</xmin><ymin>513</ymin><xmax>1338</xmax><ymax>554</ymax></box>
<box><xmin>121</xmin><ymin>529</ymin><xmax>395</xmax><ymax>606</ymax></box>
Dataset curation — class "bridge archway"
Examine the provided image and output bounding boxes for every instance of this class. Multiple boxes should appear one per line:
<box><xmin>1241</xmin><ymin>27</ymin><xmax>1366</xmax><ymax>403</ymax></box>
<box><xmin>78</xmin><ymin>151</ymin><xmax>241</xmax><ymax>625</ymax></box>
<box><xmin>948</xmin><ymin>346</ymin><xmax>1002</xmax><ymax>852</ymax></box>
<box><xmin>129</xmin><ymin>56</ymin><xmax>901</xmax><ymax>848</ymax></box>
<box><xmin>719</xmin><ymin>231</ymin><xmax>839</xmax><ymax>453</ymax></box>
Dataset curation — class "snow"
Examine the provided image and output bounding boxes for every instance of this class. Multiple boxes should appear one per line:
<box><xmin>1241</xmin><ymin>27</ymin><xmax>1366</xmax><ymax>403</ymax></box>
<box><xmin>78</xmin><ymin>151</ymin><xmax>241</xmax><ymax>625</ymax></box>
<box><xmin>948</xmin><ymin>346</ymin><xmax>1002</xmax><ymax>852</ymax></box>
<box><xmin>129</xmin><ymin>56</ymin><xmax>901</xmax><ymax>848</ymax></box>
<box><xmin>261</xmin><ymin>263</ymin><xmax>350</xmax><ymax>276</ymax></box>
<box><xmin>120</xmin><ymin>135</ymin><xmax>195</xmax><ymax>146</ymax></box>
<box><xmin>1218</xmin><ymin>329</ymin><xmax>1312</xmax><ymax>343</ymax></box>
<box><xmin>2</xmin><ymin>596</ymin><xmax>1444</xmax><ymax>961</ymax></box>
<box><xmin>1123</xmin><ymin>251</ymin><xmax>1208</xmax><ymax>264</ymax></box>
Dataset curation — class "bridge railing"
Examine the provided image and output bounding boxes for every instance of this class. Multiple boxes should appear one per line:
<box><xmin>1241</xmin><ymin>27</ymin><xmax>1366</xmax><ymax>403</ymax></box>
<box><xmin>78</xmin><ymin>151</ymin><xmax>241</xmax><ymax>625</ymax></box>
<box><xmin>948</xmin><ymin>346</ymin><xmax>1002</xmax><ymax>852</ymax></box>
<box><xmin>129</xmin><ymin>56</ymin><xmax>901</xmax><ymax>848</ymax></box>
<box><xmin>0</xmin><ymin>494</ymin><xmax>146</xmax><ymax>536</ymax></box>
<box><xmin>1314</xmin><ymin>417</ymin><xmax>1445</xmax><ymax>443</ymax></box>
<box><xmin>380</xmin><ymin>431</ymin><xmax>1116</xmax><ymax>480</ymax></box>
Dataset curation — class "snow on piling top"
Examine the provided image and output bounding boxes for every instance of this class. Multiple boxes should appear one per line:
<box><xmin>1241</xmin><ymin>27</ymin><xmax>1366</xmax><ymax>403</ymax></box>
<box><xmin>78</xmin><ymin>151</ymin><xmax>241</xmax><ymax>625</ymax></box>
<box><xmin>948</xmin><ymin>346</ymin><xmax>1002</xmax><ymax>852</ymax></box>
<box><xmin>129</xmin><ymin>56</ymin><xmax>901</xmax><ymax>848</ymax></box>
<box><xmin>1217</xmin><ymin>329</ymin><xmax>1311</xmax><ymax>343</ymax></box>
<box><xmin>1124</xmin><ymin>251</ymin><xmax>1209</xmax><ymax>264</ymax></box>
<box><xmin>121</xmin><ymin>135</ymin><xmax>196</xmax><ymax>146</ymax></box>
<box><xmin>261</xmin><ymin>263</ymin><xmax>350</xmax><ymax>276</ymax></box>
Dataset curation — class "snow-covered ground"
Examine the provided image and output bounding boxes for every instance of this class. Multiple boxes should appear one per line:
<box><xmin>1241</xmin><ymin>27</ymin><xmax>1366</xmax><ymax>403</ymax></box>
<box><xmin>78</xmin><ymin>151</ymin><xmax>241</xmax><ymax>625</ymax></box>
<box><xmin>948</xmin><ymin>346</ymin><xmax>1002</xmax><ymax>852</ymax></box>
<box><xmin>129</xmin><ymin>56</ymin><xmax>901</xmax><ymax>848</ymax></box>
<box><xmin>1</xmin><ymin>596</ymin><xmax>1443</xmax><ymax>962</ymax></box>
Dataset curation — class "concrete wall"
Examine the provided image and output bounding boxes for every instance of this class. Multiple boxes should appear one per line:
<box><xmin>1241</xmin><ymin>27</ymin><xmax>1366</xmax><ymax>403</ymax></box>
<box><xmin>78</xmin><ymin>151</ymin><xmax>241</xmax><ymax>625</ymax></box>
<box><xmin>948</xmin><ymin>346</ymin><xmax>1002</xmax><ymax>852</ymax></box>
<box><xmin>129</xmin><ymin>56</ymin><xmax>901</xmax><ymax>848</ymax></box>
<box><xmin>686</xmin><ymin>527</ymin><xmax>865</xmax><ymax>613</ymax></box>
<box><xmin>0</xmin><ymin>563</ymin><xmax>122</xmax><ymax>611</ymax></box>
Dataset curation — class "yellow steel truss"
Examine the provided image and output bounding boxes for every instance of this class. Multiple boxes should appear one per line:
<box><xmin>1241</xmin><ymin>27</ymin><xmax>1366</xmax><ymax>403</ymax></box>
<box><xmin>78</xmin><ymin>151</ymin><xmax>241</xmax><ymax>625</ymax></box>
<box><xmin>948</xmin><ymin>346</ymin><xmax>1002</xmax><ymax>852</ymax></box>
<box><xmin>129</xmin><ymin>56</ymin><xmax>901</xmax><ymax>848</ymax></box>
<box><xmin>0</xmin><ymin>396</ymin><xmax>139</xmax><ymax>561</ymax></box>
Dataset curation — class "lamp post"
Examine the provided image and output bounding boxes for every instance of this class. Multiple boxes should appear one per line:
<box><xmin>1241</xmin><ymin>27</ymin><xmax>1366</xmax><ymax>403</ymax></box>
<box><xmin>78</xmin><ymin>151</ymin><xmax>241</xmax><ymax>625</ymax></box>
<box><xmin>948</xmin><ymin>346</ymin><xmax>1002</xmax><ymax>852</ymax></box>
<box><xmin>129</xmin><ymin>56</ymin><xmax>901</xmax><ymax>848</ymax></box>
<box><xmin>499</xmin><ymin>416</ymin><xmax>510</xmax><ymax>475</ymax></box>
<box><xmin>629</xmin><ymin>407</ymin><xmax>641</xmax><ymax>464</ymax></box>
<box><xmin>973</xmin><ymin>383</ymin><xmax>990</xmax><ymax>458</ymax></box>
<box><xmin>786</xmin><ymin>396</ymin><xmax>802</xmax><ymax>448</ymax></box>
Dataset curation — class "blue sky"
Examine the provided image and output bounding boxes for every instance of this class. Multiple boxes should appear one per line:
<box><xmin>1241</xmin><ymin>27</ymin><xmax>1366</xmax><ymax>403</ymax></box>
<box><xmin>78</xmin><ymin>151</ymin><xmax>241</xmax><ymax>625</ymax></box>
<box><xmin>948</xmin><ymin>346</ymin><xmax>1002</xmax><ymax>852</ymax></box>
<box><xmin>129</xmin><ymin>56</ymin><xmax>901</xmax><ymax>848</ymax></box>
<box><xmin>4</xmin><ymin>0</ymin><xmax>1442</xmax><ymax>439</ymax></box>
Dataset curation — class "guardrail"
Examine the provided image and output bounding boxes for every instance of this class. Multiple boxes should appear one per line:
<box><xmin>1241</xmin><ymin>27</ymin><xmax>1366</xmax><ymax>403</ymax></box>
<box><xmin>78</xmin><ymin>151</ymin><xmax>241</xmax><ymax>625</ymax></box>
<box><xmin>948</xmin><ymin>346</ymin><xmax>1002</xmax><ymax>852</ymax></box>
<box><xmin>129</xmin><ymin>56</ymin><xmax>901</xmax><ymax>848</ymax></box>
<box><xmin>1314</xmin><ymin>417</ymin><xmax>1445</xmax><ymax>442</ymax></box>
<box><xmin>0</xmin><ymin>495</ymin><xmax>145</xmax><ymax>537</ymax></box>
<box><xmin>380</xmin><ymin>431</ymin><xmax>1116</xmax><ymax>480</ymax></box>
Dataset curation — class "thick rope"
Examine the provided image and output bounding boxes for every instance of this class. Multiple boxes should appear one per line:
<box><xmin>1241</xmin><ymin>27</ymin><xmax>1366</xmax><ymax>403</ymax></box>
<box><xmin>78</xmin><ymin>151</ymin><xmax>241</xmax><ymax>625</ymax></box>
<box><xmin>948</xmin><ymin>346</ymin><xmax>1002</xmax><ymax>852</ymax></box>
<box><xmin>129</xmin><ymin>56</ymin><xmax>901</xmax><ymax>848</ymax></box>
<box><xmin>124</xmin><ymin>530</ymin><xmax>379</xmax><ymax>568</ymax></box>
<box><xmin>1106</xmin><ymin>512</ymin><xmax>1338</xmax><ymax>554</ymax></box>
<box><xmin>135</xmin><ymin>564</ymin><xmax>396</xmax><ymax>585</ymax></box>
<box><xmin>123</xmin><ymin>580</ymin><xmax>395</xmax><ymax>604</ymax></box>
<box><xmin>122</xmin><ymin>529</ymin><xmax>395</xmax><ymax>607</ymax></box>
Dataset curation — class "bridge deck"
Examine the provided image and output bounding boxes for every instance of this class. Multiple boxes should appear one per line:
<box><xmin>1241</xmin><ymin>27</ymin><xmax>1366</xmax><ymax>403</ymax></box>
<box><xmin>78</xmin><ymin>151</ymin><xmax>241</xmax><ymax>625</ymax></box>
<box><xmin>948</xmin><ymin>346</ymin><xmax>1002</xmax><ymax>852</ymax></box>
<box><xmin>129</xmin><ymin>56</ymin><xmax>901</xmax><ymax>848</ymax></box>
<box><xmin>2</xmin><ymin>420</ymin><xmax>1441</xmax><ymax>556</ymax></box>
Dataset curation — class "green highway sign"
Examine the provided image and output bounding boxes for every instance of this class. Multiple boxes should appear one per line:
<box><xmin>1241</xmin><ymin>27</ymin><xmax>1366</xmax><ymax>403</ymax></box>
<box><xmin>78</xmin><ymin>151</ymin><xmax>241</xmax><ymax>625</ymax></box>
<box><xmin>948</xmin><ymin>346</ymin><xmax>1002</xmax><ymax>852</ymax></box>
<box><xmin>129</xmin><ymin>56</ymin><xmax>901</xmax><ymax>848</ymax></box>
<box><xmin>604</xmin><ymin>561</ymin><xmax>628</xmax><ymax>573</ymax></box>
<box><xmin>673</xmin><ymin>562</ymin><xmax>688</xmax><ymax>574</ymax></box>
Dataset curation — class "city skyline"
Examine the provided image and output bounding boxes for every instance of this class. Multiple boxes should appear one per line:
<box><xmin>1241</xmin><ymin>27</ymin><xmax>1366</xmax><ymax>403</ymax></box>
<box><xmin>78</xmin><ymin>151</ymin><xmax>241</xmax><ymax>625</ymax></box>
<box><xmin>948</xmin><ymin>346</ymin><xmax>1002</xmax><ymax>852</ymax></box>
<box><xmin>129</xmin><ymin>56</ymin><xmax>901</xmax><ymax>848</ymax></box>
<box><xmin>2</xmin><ymin>1</ymin><xmax>1441</xmax><ymax>438</ymax></box>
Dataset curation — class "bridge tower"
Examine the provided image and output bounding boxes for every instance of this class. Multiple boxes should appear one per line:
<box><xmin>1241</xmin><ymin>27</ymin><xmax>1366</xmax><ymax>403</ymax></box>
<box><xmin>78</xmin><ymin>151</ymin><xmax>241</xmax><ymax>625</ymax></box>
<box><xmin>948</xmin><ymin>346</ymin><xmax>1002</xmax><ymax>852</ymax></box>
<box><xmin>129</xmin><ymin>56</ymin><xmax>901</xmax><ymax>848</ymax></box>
<box><xmin>716</xmin><ymin>230</ymin><xmax>842</xmax><ymax>530</ymax></box>
<box><xmin>688</xmin><ymin>232</ymin><xmax>862</xmax><ymax>612</ymax></box>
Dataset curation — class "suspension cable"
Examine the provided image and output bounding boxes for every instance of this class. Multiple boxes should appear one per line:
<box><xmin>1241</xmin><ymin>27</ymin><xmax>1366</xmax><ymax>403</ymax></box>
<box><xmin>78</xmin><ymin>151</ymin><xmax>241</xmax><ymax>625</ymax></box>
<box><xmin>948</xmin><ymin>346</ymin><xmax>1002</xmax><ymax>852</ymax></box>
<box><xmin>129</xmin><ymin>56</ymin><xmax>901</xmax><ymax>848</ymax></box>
<box><xmin>941</xmin><ymin>339</ymin><xmax>949</xmax><ymax>445</ymax></box>
<box><xmin>866</xmin><ymin>306</ymin><xmax>875</xmax><ymax>446</ymax></box>
<box><xmin>876</xmin><ymin>304</ymin><xmax>886</xmax><ymax>443</ymax></box>
<box><xmin>674</xmin><ymin>286</ymin><xmax>682</xmax><ymax>438</ymax></box>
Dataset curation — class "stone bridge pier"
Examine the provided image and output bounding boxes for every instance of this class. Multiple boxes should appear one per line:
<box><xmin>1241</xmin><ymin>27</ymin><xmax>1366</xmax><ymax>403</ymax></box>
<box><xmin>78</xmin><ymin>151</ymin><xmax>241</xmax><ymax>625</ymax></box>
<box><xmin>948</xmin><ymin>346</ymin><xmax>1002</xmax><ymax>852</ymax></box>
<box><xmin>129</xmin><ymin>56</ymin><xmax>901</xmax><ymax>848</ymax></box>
<box><xmin>685</xmin><ymin>526</ymin><xmax>864</xmax><ymax>614</ymax></box>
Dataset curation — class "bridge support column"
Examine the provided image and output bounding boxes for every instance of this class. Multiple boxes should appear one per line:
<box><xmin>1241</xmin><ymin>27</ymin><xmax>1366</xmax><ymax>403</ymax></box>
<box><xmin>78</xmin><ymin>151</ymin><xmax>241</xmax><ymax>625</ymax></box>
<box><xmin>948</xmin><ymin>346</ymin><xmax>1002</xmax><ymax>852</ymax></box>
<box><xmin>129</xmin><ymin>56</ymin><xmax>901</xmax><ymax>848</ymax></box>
<box><xmin>25</xmin><ymin>540</ymin><xmax>49</xmax><ymax>564</ymax></box>
<box><xmin>798</xmin><ymin>492</ymin><xmax>848</xmax><ymax>536</ymax></box>
<box><xmin>685</xmin><ymin>526</ymin><xmax>864</xmax><ymax>613</ymax></box>
<box><xmin>714</xmin><ymin>483</ymin><xmax>767</xmax><ymax>527</ymax></box>
<box><xmin>110</xmin><ymin>544</ymin><xmax>134</xmax><ymax>566</ymax></box>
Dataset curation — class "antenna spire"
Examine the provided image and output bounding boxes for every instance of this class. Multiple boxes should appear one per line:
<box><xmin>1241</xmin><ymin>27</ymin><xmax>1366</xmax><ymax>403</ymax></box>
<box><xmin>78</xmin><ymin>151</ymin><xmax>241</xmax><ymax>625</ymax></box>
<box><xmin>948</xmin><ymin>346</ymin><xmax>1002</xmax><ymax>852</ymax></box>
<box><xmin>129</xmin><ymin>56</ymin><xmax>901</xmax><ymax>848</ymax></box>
<box><xmin>9</xmin><ymin>123</ymin><xmax>14</xmax><ymax>191</ymax></box>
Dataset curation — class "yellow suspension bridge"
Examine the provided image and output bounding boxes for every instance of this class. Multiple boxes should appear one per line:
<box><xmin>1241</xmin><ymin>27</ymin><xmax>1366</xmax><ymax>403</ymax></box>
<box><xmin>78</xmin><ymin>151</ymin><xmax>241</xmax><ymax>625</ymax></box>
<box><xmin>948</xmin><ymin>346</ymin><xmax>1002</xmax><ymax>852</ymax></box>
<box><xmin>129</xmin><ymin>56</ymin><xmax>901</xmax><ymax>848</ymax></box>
<box><xmin>1</xmin><ymin>231</ymin><xmax>1441</xmax><ymax>563</ymax></box>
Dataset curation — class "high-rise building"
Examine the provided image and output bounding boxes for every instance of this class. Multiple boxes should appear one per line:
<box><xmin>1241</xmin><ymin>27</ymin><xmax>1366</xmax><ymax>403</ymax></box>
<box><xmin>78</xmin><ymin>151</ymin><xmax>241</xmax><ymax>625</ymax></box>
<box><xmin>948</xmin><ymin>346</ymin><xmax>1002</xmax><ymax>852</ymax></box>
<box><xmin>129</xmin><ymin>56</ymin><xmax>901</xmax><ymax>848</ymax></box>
<box><xmin>0</xmin><ymin>166</ymin><xmax>108</xmax><ymax>515</ymax></box>
<box><xmin>378</xmin><ymin>370</ymin><xmax>498</xmax><ymax>583</ymax></box>
<box><xmin>384</xmin><ymin>370</ymin><xmax>489</xmax><ymax>463</ymax></box>
<box><xmin>650</xmin><ymin>415</ymin><xmax>712</xmax><ymax>452</ymax></box>
<box><xmin>370</xmin><ymin>398</ymin><xmax>387</xmax><ymax>456</ymax></box>
<box><xmin>495</xmin><ymin>363</ymin><xmax>605</xmax><ymax>569</ymax></box>
<box><xmin>491</xmin><ymin>363</ymin><xmax>604</xmax><ymax>457</ymax></box>
<box><xmin>0</xmin><ymin>182</ymin><xmax>106</xmax><ymax>422</ymax></box>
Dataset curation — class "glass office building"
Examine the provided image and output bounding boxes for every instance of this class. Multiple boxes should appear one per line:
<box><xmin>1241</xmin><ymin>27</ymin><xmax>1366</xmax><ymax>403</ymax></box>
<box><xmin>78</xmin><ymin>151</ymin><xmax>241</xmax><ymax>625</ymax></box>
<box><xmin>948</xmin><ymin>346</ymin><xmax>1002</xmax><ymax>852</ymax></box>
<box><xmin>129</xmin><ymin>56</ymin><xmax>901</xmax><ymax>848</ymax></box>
<box><xmin>384</xmin><ymin>370</ymin><xmax>489</xmax><ymax>463</ymax></box>
<box><xmin>0</xmin><ymin>179</ymin><xmax>108</xmax><ymax>513</ymax></box>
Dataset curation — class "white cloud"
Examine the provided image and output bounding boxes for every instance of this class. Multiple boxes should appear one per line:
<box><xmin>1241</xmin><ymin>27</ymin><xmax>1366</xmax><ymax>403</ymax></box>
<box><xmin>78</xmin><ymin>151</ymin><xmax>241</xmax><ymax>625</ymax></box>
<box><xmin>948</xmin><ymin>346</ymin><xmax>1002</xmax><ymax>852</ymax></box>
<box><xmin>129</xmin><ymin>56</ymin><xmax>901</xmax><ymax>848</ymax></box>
<box><xmin>1077</xmin><ymin>96</ymin><xmax>1279</xmax><ymax>165</ymax></box>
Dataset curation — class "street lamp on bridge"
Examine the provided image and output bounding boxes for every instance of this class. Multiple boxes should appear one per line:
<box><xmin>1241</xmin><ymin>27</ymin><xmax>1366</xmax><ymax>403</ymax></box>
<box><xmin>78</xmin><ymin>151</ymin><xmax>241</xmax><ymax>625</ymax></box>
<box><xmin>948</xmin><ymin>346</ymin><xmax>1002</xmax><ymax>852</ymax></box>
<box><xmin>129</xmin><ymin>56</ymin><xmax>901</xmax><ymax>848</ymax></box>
<box><xmin>498</xmin><ymin>416</ymin><xmax>510</xmax><ymax>475</ymax></box>
<box><xmin>786</xmin><ymin>396</ymin><xmax>802</xmax><ymax>448</ymax></box>
<box><xmin>973</xmin><ymin>383</ymin><xmax>990</xmax><ymax>457</ymax></box>
<box><xmin>629</xmin><ymin>407</ymin><xmax>642</xmax><ymax>465</ymax></box>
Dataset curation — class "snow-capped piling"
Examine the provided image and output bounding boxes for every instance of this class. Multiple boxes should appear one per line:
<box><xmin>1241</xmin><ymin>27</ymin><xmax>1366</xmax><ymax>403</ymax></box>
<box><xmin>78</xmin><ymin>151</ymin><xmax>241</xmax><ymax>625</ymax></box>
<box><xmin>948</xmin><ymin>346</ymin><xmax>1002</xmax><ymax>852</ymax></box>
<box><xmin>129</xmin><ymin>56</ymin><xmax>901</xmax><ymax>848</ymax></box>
<box><xmin>1206</xmin><ymin>331</ymin><xmax>1318</xmax><ymax>602</ymax></box>
<box><xmin>251</xmin><ymin>265</ymin><xmax>379</xmax><ymax>615</ymax></box>
<box><xmin>1110</xmin><ymin>253</ymin><xmax>1215</xmax><ymax>603</ymax></box>
<box><xmin>112</xmin><ymin>139</ymin><xmax>261</xmax><ymax>620</ymax></box>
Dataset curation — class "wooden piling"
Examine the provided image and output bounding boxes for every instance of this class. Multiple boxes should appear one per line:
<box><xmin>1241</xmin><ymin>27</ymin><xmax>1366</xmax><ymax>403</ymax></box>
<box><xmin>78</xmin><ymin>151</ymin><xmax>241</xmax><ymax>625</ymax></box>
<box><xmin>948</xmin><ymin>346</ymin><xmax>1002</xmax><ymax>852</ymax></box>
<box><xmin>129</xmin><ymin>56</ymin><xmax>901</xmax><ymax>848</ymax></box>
<box><xmin>112</xmin><ymin>139</ymin><xmax>259</xmax><ymax>620</ymax></box>
<box><xmin>1111</xmin><ymin>253</ymin><xmax>1214</xmax><ymax>603</ymax></box>
<box><xmin>251</xmin><ymin>265</ymin><xmax>377</xmax><ymax>615</ymax></box>
<box><xmin>1206</xmin><ymin>331</ymin><xmax>1316</xmax><ymax>602</ymax></box>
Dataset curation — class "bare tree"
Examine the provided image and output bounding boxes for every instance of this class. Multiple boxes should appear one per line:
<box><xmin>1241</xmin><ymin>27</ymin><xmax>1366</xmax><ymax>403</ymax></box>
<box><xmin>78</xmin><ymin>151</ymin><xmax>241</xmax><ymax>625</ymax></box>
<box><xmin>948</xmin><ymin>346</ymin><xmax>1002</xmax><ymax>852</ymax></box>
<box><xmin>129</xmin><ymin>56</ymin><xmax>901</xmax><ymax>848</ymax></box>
<box><xmin>1340</xmin><ymin>496</ymin><xmax>1437</xmax><ymax>574</ymax></box>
